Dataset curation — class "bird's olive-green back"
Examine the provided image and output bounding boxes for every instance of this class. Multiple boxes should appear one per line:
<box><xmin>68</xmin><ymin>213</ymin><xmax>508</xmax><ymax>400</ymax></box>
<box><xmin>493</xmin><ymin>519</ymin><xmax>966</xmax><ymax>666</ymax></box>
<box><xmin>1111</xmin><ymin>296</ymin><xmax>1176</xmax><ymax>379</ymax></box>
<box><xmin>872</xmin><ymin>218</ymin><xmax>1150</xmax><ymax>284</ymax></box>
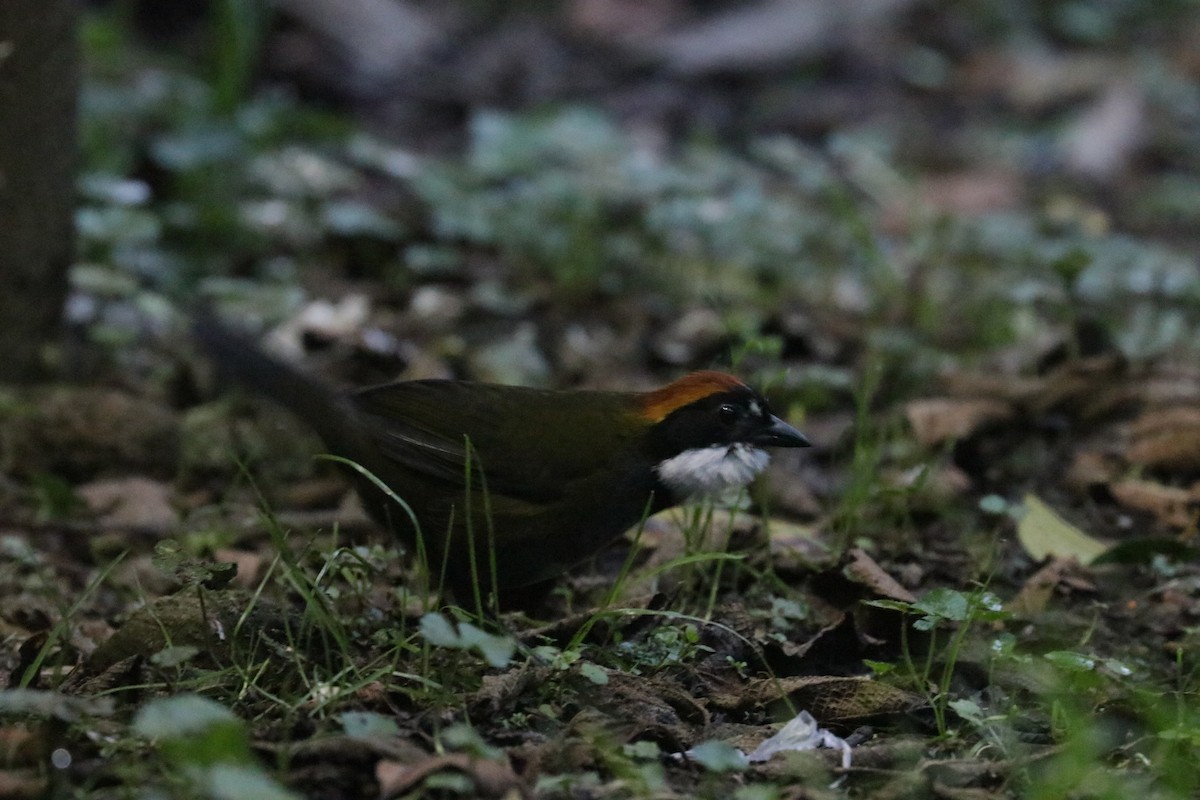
<box><xmin>350</xmin><ymin>381</ymin><xmax>649</xmax><ymax>503</ymax></box>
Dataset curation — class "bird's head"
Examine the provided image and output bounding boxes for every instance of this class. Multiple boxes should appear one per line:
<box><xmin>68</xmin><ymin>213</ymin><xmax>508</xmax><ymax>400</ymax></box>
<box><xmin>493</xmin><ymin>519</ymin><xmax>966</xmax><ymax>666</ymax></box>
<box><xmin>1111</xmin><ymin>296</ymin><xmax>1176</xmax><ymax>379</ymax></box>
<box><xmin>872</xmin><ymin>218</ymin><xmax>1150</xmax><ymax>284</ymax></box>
<box><xmin>637</xmin><ymin>371</ymin><xmax>810</xmax><ymax>498</ymax></box>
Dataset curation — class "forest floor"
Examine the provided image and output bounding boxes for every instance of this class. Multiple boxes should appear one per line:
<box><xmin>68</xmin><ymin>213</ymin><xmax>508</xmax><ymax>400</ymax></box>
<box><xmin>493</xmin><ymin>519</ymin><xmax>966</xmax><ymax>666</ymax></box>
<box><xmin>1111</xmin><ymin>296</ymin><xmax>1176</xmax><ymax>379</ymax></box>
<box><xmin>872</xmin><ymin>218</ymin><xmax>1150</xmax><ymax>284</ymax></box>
<box><xmin>4</xmin><ymin>3</ymin><xmax>1200</xmax><ymax>798</ymax></box>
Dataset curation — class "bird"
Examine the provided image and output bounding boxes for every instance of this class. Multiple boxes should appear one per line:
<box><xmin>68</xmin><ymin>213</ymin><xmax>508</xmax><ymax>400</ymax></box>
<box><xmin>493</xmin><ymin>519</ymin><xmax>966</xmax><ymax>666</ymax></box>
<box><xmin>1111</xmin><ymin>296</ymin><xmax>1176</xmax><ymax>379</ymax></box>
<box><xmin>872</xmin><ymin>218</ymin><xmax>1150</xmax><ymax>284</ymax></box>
<box><xmin>195</xmin><ymin>318</ymin><xmax>810</xmax><ymax>604</ymax></box>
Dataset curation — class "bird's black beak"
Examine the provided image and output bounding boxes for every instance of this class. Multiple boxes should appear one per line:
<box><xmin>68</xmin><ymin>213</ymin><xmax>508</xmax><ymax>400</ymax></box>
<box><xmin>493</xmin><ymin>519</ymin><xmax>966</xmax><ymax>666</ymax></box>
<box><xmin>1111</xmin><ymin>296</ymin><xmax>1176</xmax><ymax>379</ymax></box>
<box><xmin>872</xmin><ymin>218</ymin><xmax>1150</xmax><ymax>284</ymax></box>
<box><xmin>753</xmin><ymin>415</ymin><xmax>811</xmax><ymax>448</ymax></box>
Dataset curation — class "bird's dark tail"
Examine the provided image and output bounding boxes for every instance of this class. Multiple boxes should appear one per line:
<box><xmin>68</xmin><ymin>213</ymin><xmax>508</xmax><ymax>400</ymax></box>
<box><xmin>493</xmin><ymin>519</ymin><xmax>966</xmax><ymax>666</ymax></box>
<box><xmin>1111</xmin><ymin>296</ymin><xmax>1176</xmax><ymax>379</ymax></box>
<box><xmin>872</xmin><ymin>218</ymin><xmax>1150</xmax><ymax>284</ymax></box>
<box><xmin>192</xmin><ymin>314</ymin><xmax>384</xmax><ymax>480</ymax></box>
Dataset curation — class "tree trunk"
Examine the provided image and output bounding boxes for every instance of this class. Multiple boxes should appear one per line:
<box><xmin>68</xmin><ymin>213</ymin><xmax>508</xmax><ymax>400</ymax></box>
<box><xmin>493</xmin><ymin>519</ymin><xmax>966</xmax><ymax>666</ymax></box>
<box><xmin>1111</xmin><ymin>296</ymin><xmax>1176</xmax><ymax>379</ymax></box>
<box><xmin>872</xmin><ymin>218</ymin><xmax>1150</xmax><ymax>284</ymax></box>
<box><xmin>0</xmin><ymin>0</ymin><xmax>78</xmax><ymax>382</ymax></box>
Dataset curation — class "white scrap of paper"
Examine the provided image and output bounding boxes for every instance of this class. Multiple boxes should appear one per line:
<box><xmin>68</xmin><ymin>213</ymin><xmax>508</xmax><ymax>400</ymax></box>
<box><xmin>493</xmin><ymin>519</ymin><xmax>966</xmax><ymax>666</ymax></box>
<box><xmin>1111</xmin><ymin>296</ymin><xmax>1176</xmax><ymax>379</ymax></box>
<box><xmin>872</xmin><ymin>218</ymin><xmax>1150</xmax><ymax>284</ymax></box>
<box><xmin>746</xmin><ymin>710</ymin><xmax>852</xmax><ymax>769</ymax></box>
<box><xmin>674</xmin><ymin>710</ymin><xmax>853</xmax><ymax>774</ymax></box>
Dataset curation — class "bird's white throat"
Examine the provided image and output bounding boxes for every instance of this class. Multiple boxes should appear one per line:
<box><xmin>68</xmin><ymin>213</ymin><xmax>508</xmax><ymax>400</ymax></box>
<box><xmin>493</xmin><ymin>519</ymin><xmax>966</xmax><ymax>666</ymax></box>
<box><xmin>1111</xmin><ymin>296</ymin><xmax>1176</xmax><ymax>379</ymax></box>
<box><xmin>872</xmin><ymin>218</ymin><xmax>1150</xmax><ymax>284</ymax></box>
<box><xmin>655</xmin><ymin>443</ymin><xmax>770</xmax><ymax>497</ymax></box>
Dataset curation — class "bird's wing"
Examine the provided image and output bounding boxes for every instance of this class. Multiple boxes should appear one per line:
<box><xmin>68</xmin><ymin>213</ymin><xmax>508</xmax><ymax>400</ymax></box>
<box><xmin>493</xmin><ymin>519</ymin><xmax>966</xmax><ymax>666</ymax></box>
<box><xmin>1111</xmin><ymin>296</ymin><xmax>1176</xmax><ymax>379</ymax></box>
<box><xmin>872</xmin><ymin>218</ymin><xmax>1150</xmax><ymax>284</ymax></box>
<box><xmin>350</xmin><ymin>380</ymin><xmax>637</xmax><ymax>504</ymax></box>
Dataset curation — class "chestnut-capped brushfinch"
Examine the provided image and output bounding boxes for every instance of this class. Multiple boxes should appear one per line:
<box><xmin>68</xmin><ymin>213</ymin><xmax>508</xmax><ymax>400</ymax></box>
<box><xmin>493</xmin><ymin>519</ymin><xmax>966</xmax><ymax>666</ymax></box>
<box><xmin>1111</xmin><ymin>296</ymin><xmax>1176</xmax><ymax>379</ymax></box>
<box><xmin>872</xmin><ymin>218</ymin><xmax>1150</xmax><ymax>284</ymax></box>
<box><xmin>197</xmin><ymin>320</ymin><xmax>810</xmax><ymax>601</ymax></box>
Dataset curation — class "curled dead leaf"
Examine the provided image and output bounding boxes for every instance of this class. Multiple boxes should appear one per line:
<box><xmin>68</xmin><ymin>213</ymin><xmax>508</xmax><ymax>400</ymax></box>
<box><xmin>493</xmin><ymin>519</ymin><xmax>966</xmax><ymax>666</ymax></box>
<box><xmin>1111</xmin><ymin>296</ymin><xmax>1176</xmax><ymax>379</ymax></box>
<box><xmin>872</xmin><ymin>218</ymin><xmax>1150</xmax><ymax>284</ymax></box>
<box><xmin>1064</xmin><ymin>450</ymin><xmax>1124</xmax><ymax>492</ymax></box>
<box><xmin>376</xmin><ymin>753</ymin><xmax>527</xmax><ymax>799</ymax></box>
<box><xmin>213</xmin><ymin>548</ymin><xmax>267</xmax><ymax>589</ymax></box>
<box><xmin>1007</xmin><ymin>557</ymin><xmax>1094</xmax><ymax>617</ymax></box>
<box><xmin>1108</xmin><ymin>479</ymin><xmax>1200</xmax><ymax>530</ymax></box>
<box><xmin>78</xmin><ymin>477</ymin><xmax>178</xmax><ymax>533</ymax></box>
<box><xmin>1027</xmin><ymin>355</ymin><xmax>1128</xmax><ymax>417</ymax></box>
<box><xmin>1127</xmin><ymin>407</ymin><xmax>1200</xmax><ymax>471</ymax></box>
<box><xmin>1135</xmin><ymin>367</ymin><xmax>1200</xmax><ymax>407</ymax></box>
<box><xmin>0</xmin><ymin>769</ymin><xmax>47</xmax><ymax>800</ymax></box>
<box><xmin>905</xmin><ymin>397</ymin><xmax>1013</xmax><ymax>448</ymax></box>
<box><xmin>0</xmin><ymin>725</ymin><xmax>47</xmax><ymax>766</ymax></box>
<box><xmin>916</xmin><ymin>169</ymin><xmax>1024</xmax><ymax>218</ymax></box>
<box><xmin>938</xmin><ymin>371</ymin><xmax>1043</xmax><ymax>405</ymax></box>
<box><xmin>842</xmin><ymin>548</ymin><xmax>916</xmax><ymax>604</ymax></box>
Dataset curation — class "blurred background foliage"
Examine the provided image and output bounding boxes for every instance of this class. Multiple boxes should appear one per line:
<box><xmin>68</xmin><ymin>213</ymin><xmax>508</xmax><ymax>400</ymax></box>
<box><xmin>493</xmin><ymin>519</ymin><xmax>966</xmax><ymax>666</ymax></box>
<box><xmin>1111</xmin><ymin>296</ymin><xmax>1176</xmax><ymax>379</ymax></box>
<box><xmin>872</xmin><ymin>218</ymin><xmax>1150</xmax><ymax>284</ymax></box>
<box><xmin>71</xmin><ymin>0</ymin><xmax>1200</xmax><ymax>402</ymax></box>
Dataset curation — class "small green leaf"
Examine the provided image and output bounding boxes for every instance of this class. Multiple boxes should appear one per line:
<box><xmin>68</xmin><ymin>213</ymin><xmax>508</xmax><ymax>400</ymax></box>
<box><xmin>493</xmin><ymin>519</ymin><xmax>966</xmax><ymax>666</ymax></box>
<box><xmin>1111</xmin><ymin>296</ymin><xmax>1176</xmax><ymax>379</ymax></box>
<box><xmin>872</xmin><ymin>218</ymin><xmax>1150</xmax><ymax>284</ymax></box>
<box><xmin>949</xmin><ymin>698</ymin><xmax>985</xmax><ymax>724</ymax></box>
<box><xmin>419</xmin><ymin>614</ymin><xmax>515</xmax><ymax>667</ymax></box>
<box><xmin>1044</xmin><ymin>651</ymin><xmax>1096</xmax><ymax>673</ymax></box>
<box><xmin>133</xmin><ymin>695</ymin><xmax>239</xmax><ymax>739</ymax></box>
<box><xmin>1101</xmin><ymin>658</ymin><xmax>1134</xmax><ymax>677</ymax></box>
<box><xmin>862</xmin><ymin>659</ymin><xmax>896</xmax><ymax>676</ymax></box>
<box><xmin>1092</xmin><ymin>537</ymin><xmax>1200</xmax><ymax>566</ymax></box>
<box><xmin>425</xmin><ymin>773</ymin><xmax>475</xmax><ymax>792</ymax></box>
<box><xmin>978</xmin><ymin>494</ymin><xmax>1009</xmax><ymax>515</ymax></box>
<box><xmin>972</xmin><ymin>592</ymin><xmax>1009</xmax><ymax>622</ymax></box>
<box><xmin>321</xmin><ymin>199</ymin><xmax>404</xmax><ymax>239</ymax></box>
<box><xmin>913</xmin><ymin>588</ymin><xmax>970</xmax><ymax>622</ymax></box>
<box><xmin>1159</xmin><ymin>725</ymin><xmax>1200</xmax><ymax>745</ymax></box>
<box><xmin>205</xmin><ymin>763</ymin><xmax>301</xmax><ymax>800</ymax></box>
<box><xmin>150</xmin><ymin>645</ymin><xmax>201</xmax><ymax>668</ymax></box>
<box><xmin>1050</xmin><ymin>246</ymin><xmax>1092</xmax><ymax>283</ymax></box>
<box><xmin>687</xmin><ymin>740</ymin><xmax>748</xmax><ymax>772</ymax></box>
<box><xmin>440</xmin><ymin>723</ymin><xmax>504</xmax><ymax>760</ymax></box>
<box><xmin>418</xmin><ymin>612</ymin><xmax>459</xmax><ymax>647</ymax></box>
<box><xmin>533</xmin><ymin>644</ymin><xmax>572</xmax><ymax>667</ymax></box>
<box><xmin>339</xmin><ymin>711</ymin><xmax>400</xmax><ymax>740</ymax></box>
<box><xmin>30</xmin><ymin>473</ymin><xmax>83</xmax><ymax>521</ymax></box>
<box><xmin>735</xmin><ymin>786</ymin><xmax>783</xmax><ymax>800</ymax></box>
<box><xmin>457</xmin><ymin>622</ymin><xmax>516</xmax><ymax>669</ymax></box>
<box><xmin>579</xmin><ymin>662</ymin><xmax>609</xmax><ymax>685</ymax></box>
<box><xmin>863</xmin><ymin>599</ymin><xmax>912</xmax><ymax>613</ymax></box>
<box><xmin>769</xmin><ymin>597</ymin><xmax>809</xmax><ymax>627</ymax></box>
<box><xmin>623</xmin><ymin>740</ymin><xmax>660</xmax><ymax>760</ymax></box>
<box><xmin>133</xmin><ymin>695</ymin><xmax>252</xmax><ymax>767</ymax></box>
<box><xmin>990</xmin><ymin>633</ymin><xmax>1018</xmax><ymax>659</ymax></box>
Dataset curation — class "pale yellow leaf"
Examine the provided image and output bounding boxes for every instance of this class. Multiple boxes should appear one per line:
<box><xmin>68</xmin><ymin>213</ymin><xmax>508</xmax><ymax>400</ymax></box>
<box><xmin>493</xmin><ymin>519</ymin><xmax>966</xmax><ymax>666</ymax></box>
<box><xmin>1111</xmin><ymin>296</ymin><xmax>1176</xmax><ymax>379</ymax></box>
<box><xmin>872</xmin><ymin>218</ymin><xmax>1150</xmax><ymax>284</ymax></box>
<box><xmin>1017</xmin><ymin>494</ymin><xmax>1108</xmax><ymax>565</ymax></box>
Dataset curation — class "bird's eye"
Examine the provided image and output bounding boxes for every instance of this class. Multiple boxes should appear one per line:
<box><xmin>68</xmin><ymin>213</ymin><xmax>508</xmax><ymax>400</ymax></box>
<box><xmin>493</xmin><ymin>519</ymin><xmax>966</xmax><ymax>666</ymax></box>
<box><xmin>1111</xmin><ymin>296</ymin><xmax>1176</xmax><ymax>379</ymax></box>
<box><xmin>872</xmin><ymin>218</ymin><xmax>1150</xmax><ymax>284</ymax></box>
<box><xmin>718</xmin><ymin>404</ymin><xmax>738</xmax><ymax>426</ymax></box>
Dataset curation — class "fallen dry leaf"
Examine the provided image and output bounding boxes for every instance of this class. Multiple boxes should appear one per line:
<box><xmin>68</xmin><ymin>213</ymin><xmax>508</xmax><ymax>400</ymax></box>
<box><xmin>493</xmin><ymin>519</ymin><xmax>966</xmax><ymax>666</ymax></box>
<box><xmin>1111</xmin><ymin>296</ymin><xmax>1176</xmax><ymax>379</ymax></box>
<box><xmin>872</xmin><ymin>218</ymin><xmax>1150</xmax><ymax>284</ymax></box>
<box><xmin>214</xmin><ymin>548</ymin><xmax>268</xmax><ymax>589</ymax></box>
<box><xmin>1026</xmin><ymin>355</ymin><xmax>1128</xmax><ymax>417</ymax></box>
<box><xmin>1108</xmin><ymin>479</ymin><xmax>1200</xmax><ymax>531</ymax></box>
<box><xmin>648</xmin><ymin>0</ymin><xmax>917</xmax><ymax>77</ymax></box>
<box><xmin>78</xmin><ymin>477</ymin><xmax>177</xmax><ymax>533</ymax></box>
<box><xmin>937</xmin><ymin>371</ymin><xmax>1044</xmax><ymax>405</ymax></box>
<box><xmin>0</xmin><ymin>725</ymin><xmax>45</xmax><ymax>766</ymax></box>
<box><xmin>1135</xmin><ymin>367</ymin><xmax>1200</xmax><ymax>407</ymax></box>
<box><xmin>842</xmin><ymin>548</ymin><xmax>916</xmax><ymax>604</ymax></box>
<box><xmin>628</xmin><ymin>507</ymin><xmax>762</xmax><ymax>595</ymax></box>
<box><xmin>568</xmin><ymin>0</ymin><xmax>682</xmax><ymax>43</ymax></box>
<box><xmin>976</xmin><ymin>50</ymin><xmax>1116</xmax><ymax>111</ymax></box>
<box><xmin>905</xmin><ymin>397</ymin><xmax>1013</xmax><ymax>448</ymax></box>
<box><xmin>1007</xmin><ymin>557</ymin><xmax>1091</xmax><ymax>617</ymax></box>
<box><xmin>376</xmin><ymin>753</ymin><xmax>527</xmax><ymax>800</ymax></box>
<box><xmin>916</xmin><ymin>169</ymin><xmax>1025</xmax><ymax>218</ymax></box>
<box><xmin>1127</xmin><ymin>407</ymin><xmax>1200</xmax><ymax>471</ymax></box>
<box><xmin>1064</xmin><ymin>450</ymin><xmax>1124</xmax><ymax>492</ymax></box>
<box><xmin>0</xmin><ymin>769</ymin><xmax>47</xmax><ymax>800</ymax></box>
